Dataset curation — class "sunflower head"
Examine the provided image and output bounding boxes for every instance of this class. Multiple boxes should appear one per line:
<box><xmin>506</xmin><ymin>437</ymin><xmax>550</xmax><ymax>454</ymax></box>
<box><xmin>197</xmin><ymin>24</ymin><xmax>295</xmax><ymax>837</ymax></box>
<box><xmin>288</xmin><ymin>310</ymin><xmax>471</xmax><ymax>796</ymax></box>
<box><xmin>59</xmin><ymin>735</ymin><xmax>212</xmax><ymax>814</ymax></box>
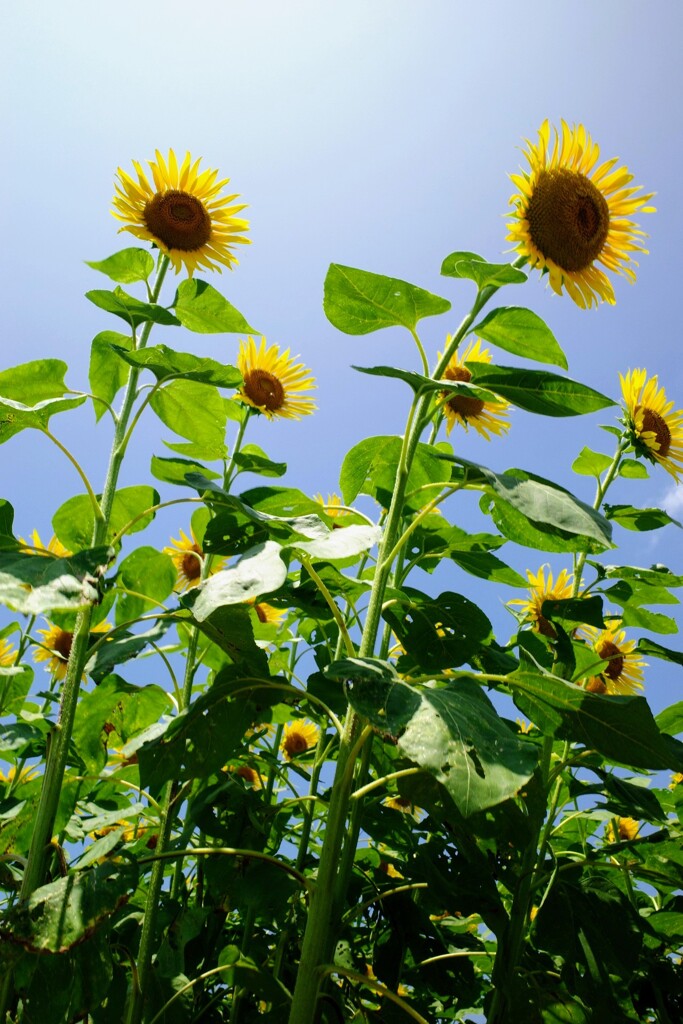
<box><xmin>508</xmin><ymin>565</ymin><xmax>575</xmax><ymax>637</ymax></box>
<box><xmin>19</xmin><ymin>530</ymin><xmax>71</xmax><ymax>558</ymax></box>
<box><xmin>581</xmin><ymin>620</ymin><xmax>645</xmax><ymax>695</ymax></box>
<box><xmin>164</xmin><ymin>526</ymin><xmax>225</xmax><ymax>591</ymax></box>
<box><xmin>438</xmin><ymin>338</ymin><xmax>510</xmax><ymax>440</ymax></box>
<box><xmin>34</xmin><ymin>620</ymin><xmax>111</xmax><ymax>680</ymax></box>
<box><xmin>281</xmin><ymin>720</ymin><xmax>320</xmax><ymax>760</ymax></box>
<box><xmin>112</xmin><ymin>149</ymin><xmax>250</xmax><ymax>277</ymax></box>
<box><xmin>0</xmin><ymin>638</ymin><xmax>17</xmax><ymax>668</ymax></box>
<box><xmin>236</xmin><ymin>337</ymin><xmax>316</xmax><ymax>420</ymax></box>
<box><xmin>620</xmin><ymin>369</ymin><xmax>683</xmax><ymax>482</ymax></box>
<box><xmin>314</xmin><ymin>493</ymin><xmax>350</xmax><ymax>519</ymax></box>
<box><xmin>507</xmin><ymin>120</ymin><xmax>655</xmax><ymax>308</ymax></box>
<box><xmin>606</xmin><ymin>816</ymin><xmax>640</xmax><ymax>842</ymax></box>
<box><xmin>250</xmin><ymin>601</ymin><xmax>286</xmax><ymax>626</ymax></box>
<box><xmin>384</xmin><ymin>795</ymin><xmax>422</xmax><ymax>821</ymax></box>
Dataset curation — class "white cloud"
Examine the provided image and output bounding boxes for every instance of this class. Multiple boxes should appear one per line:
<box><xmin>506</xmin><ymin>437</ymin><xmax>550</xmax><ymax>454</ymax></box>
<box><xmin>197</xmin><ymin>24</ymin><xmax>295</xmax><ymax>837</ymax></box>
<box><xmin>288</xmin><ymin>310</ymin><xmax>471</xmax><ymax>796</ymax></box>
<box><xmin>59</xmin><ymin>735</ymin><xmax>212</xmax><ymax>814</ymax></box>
<box><xmin>660</xmin><ymin>484</ymin><xmax>683</xmax><ymax>520</ymax></box>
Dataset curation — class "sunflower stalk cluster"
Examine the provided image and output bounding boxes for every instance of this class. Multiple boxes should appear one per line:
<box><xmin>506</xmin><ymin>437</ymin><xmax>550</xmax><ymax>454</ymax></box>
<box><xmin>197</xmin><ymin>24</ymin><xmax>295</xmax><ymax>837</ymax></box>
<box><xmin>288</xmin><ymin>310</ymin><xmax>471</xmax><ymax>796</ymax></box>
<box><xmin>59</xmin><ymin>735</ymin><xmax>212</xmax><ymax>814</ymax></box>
<box><xmin>0</xmin><ymin>130</ymin><xmax>682</xmax><ymax>1024</ymax></box>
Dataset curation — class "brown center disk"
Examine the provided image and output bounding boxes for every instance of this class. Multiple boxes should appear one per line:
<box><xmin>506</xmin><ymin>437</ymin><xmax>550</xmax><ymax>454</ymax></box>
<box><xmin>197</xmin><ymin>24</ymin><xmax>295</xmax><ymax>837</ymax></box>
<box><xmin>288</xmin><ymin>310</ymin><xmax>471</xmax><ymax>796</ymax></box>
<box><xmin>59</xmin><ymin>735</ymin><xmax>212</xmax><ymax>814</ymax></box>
<box><xmin>444</xmin><ymin>365</ymin><xmax>484</xmax><ymax>418</ymax></box>
<box><xmin>284</xmin><ymin>734</ymin><xmax>308</xmax><ymax>757</ymax></box>
<box><xmin>526</xmin><ymin>168</ymin><xmax>610</xmax><ymax>273</ymax></box>
<box><xmin>639</xmin><ymin>406</ymin><xmax>671</xmax><ymax>456</ymax></box>
<box><xmin>244</xmin><ymin>369</ymin><xmax>285</xmax><ymax>411</ymax></box>
<box><xmin>53</xmin><ymin>630</ymin><xmax>74</xmax><ymax>661</ymax></box>
<box><xmin>598</xmin><ymin>640</ymin><xmax>624</xmax><ymax>680</ymax></box>
<box><xmin>144</xmin><ymin>190</ymin><xmax>212</xmax><ymax>252</ymax></box>
<box><xmin>181</xmin><ymin>544</ymin><xmax>203</xmax><ymax>582</ymax></box>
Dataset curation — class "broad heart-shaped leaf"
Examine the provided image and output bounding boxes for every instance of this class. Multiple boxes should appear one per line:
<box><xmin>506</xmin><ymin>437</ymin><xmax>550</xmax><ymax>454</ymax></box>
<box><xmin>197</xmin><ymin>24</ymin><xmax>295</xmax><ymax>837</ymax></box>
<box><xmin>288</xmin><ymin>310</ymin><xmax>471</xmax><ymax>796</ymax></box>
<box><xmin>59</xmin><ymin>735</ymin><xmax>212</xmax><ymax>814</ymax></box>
<box><xmin>345</xmin><ymin>676</ymin><xmax>537</xmax><ymax>817</ymax></box>
<box><xmin>638</xmin><ymin>638</ymin><xmax>683</xmax><ymax>667</ymax></box>
<box><xmin>0</xmin><ymin>547</ymin><xmax>109</xmax><ymax>615</ymax></box>
<box><xmin>471</xmin><ymin>306</ymin><xmax>567</xmax><ymax>369</ymax></box>
<box><xmin>0</xmin><ymin>360</ymin><xmax>70</xmax><ymax>403</ymax></box>
<box><xmin>540</xmin><ymin>595</ymin><xmax>606</xmax><ymax>630</ymax></box>
<box><xmin>383</xmin><ymin>590</ymin><xmax>492</xmax><ymax>672</ymax></box>
<box><xmin>137</xmin><ymin>670</ymin><xmax>261</xmax><ymax>797</ymax></box>
<box><xmin>340</xmin><ymin>436</ymin><xmax>452</xmax><ymax>513</ymax></box>
<box><xmin>572</xmin><ymin>447</ymin><xmax>613</xmax><ymax>477</ymax></box>
<box><xmin>0</xmin><ymin>860</ymin><xmax>138</xmax><ymax>953</ymax></box>
<box><xmin>619</xmin><ymin>458</ymin><xmax>649</xmax><ymax>480</ymax></box>
<box><xmin>110</xmin><ymin>343</ymin><xmax>242</xmax><ymax>388</ymax></box>
<box><xmin>467</xmin><ymin>363</ymin><xmax>614</xmax><ymax>416</ymax></box>
<box><xmin>115</xmin><ymin>545</ymin><xmax>176</xmax><ymax>625</ymax></box>
<box><xmin>453</xmin><ymin>457</ymin><xmax>613</xmax><ymax>550</ymax></box>
<box><xmin>53</xmin><ymin>486</ymin><xmax>159</xmax><ymax>550</ymax></box>
<box><xmin>603</xmin><ymin>503</ymin><xmax>682</xmax><ymax>531</ymax></box>
<box><xmin>232</xmin><ymin>444</ymin><xmax>287</xmax><ymax>478</ymax></box>
<box><xmin>509</xmin><ymin>671</ymin><xmax>683</xmax><ymax>770</ymax></box>
<box><xmin>291</xmin><ymin>523</ymin><xmax>382</xmax><ymax>561</ymax></box>
<box><xmin>151</xmin><ymin>454</ymin><xmax>221</xmax><ymax>488</ymax></box>
<box><xmin>89</xmin><ymin>331</ymin><xmax>133</xmax><ymax>422</ymax></box>
<box><xmin>86</xmin><ymin>287</ymin><xmax>180</xmax><ymax>329</ymax></box>
<box><xmin>173</xmin><ymin>278</ymin><xmax>258</xmax><ymax>334</ymax></box>
<box><xmin>189</xmin><ymin>542</ymin><xmax>288</xmax><ymax>618</ymax></box>
<box><xmin>85</xmin><ymin>247</ymin><xmax>155</xmax><ymax>284</ymax></box>
<box><xmin>179</xmin><ymin>600</ymin><xmax>269</xmax><ymax>677</ymax></box>
<box><xmin>323</xmin><ymin>264</ymin><xmax>451</xmax><ymax>335</ymax></box>
<box><xmin>149</xmin><ymin>379</ymin><xmax>227</xmax><ymax>447</ymax></box>
<box><xmin>85</xmin><ymin>621</ymin><xmax>171</xmax><ymax>684</ymax></box>
<box><xmin>352</xmin><ymin>364</ymin><xmax>501</xmax><ymax>403</ymax></box>
<box><xmin>72</xmin><ymin>673</ymin><xmax>172</xmax><ymax>773</ymax></box>
<box><xmin>440</xmin><ymin>251</ymin><xmax>528</xmax><ymax>289</ymax></box>
<box><xmin>0</xmin><ymin>395</ymin><xmax>86</xmax><ymax>445</ymax></box>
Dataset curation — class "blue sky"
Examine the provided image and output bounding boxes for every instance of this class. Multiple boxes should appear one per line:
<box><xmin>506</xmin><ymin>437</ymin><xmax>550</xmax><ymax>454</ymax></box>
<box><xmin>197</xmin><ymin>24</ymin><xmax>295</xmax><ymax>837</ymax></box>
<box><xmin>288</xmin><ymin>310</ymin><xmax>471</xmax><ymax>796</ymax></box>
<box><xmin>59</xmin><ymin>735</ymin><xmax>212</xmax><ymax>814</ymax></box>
<box><xmin>2</xmin><ymin>1</ymin><xmax>683</xmax><ymax>713</ymax></box>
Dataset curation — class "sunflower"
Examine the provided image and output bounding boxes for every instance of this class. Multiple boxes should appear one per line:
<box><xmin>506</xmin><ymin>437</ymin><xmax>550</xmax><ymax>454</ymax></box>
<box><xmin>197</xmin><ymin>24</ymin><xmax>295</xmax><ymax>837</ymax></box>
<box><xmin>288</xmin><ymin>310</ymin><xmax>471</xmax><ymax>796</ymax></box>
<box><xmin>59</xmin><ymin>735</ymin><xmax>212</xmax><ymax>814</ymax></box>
<box><xmin>507</xmin><ymin>120</ymin><xmax>655</xmax><ymax>308</ymax></box>
<box><xmin>164</xmin><ymin>527</ymin><xmax>224</xmax><ymax>591</ymax></box>
<box><xmin>34</xmin><ymin>620</ymin><xmax>111</xmax><ymax>680</ymax></box>
<box><xmin>250</xmin><ymin>602</ymin><xmax>286</xmax><ymax>626</ymax></box>
<box><xmin>384</xmin><ymin>795</ymin><xmax>422</xmax><ymax>821</ymax></box>
<box><xmin>231</xmin><ymin>764</ymin><xmax>263</xmax><ymax>788</ymax></box>
<box><xmin>581</xmin><ymin>620</ymin><xmax>645</xmax><ymax>695</ymax></box>
<box><xmin>314</xmin><ymin>493</ymin><xmax>350</xmax><ymax>518</ymax></box>
<box><xmin>508</xmin><ymin>565</ymin><xmax>575</xmax><ymax>637</ymax></box>
<box><xmin>112</xmin><ymin>149</ymin><xmax>250</xmax><ymax>276</ymax></box>
<box><xmin>620</xmin><ymin>369</ymin><xmax>683</xmax><ymax>482</ymax></box>
<box><xmin>606</xmin><ymin>816</ymin><xmax>640</xmax><ymax>842</ymax></box>
<box><xmin>281</xmin><ymin>720</ymin><xmax>320</xmax><ymax>761</ymax></box>
<box><xmin>438</xmin><ymin>338</ymin><xmax>510</xmax><ymax>440</ymax></box>
<box><xmin>0</xmin><ymin>638</ymin><xmax>16</xmax><ymax>667</ymax></box>
<box><xmin>19</xmin><ymin>530</ymin><xmax>71</xmax><ymax>558</ymax></box>
<box><xmin>236</xmin><ymin>337</ymin><xmax>316</xmax><ymax>420</ymax></box>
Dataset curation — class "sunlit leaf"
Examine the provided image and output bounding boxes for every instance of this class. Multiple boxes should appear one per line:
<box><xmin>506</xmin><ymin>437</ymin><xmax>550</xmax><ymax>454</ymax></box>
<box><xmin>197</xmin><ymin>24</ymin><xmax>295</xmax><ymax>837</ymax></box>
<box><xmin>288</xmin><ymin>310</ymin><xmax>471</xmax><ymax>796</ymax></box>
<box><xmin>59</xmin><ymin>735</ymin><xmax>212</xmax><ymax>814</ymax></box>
<box><xmin>86</xmin><ymin>247</ymin><xmax>155</xmax><ymax>284</ymax></box>
<box><xmin>53</xmin><ymin>486</ymin><xmax>159</xmax><ymax>550</ymax></box>
<box><xmin>0</xmin><ymin>395</ymin><xmax>86</xmax><ymax>445</ymax></box>
<box><xmin>603</xmin><ymin>504</ymin><xmax>682</xmax><ymax>531</ymax></box>
<box><xmin>572</xmin><ymin>447</ymin><xmax>613</xmax><ymax>477</ymax></box>
<box><xmin>472</xmin><ymin>306</ymin><xmax>567</xmax><ymax>368</ymax></box>
<box><xmin>467</xmin><ymin>363</ymin><xmax>614</xmax><ymax>416</ymax></box>
<box><xmin>441</xmin><ymin>251</ymin><xmax>528</xmax><ymax>289</ymax></box>
<box><xmin>0</xmin><ymin>360</ymin><xmax>70</xmax><ymax>403</ymax></box>
<box><xmin>86</xmin><ymin>287</ymin><xmax>180</xmax><ymax>328</ymax></box>
<box><xmin>324</xmin><ymin>264</ymin><xmax>450</xmax><ymax>334</ymax></box>
<box><xmin>173</xmin><ymin>278</ymin><xmax>258</xmax><ymax>334</ymax></box>
<box><xmin>340</xmin><ymin>436</ymin><xmax>452</xmax><ymax>513</ymax></box>
<box><xmin>150</xmin><ymin>379</ymin><xmax>227</xmax><ymax>447</ymax></box>
<box><xmin>190</xmin><ymin>542</ymin><xmax>288</xmax><ymax>617</ymax></box>
<box><xmin>89</xmin><ymin>331</ymin><xmax>133</xmax><ymax>422</ymax></box>
<box><xmin>110</xmin><ymin>343</ymin><xmax>242</xmax><ymax>388</ymax></box>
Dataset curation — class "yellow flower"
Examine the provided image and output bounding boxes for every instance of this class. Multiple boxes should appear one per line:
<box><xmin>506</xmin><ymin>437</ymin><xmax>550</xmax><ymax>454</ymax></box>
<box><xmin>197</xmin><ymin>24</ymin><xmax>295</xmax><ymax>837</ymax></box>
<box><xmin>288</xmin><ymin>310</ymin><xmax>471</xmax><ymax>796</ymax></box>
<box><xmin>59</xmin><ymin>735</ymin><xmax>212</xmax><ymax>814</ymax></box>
<box><xmin>0</xmin><ymin>765</ymin><xmax>38</xmax><ymax>786</ymax></box>
<box><xmin>0</xmin><ymin>638</ymin><xmax>17</xmax><ymax>667</ymax></box>
<box><xmin>620</xmin><ymin>369</ymin><xmax>683</xmax><ymax>482</ymax></box>
<box><xmin>19</xmin><ymin>530</ymin><xmax>71</xmax><ymax>558</ymax></box>
<box><xmin>607</xmin><ymin>816</ymin><xmax>640</xmax><ymax>842</ymax></box>
<box><xmin>508</xmin><ymin>565</ymin><xmax>575</xmax><ymax>637</ymax></box>
<box><xmin>507</xmin><ymin>120</ymin><xmax>655</xmax><ymax>308</ymax></box>
<box><xmin>236</xmin><ymin>337</ymin><xmax>316</xmax><ymax>420</ymax></box>
<box><xmin>384</xmin><ymin>796</ymin><xmax>422</xmax><ymax>820</ymax></box>
<box><xmin>112</xmin><ymin>149</ymin><xmax>249</xmax><ymax>276</ymax></box>
<box><xmin>164</xmin><ymin>526</ymin><xmax>224</xmax><ymax>591</ymax></box>
<box><xmin>281</xmin><ymin>720</ymin><xmax>320</xmax><ymax>761</ymax></box>
<box><xmin>34</xmin><ymin>620</ymin><xmax>111</xmax><ymax>680</ymax></box>
<box><xmin>438</xmin><ymin>338</ymin><xmax>510</xmax><ymax>440</ymax></box>
<box><xmin>581</xmin><ymin>620</ymin><xmax>645</xmax><ymax>695</ymax></box>
<box><xmin>314</xmin><ymin>493</ymin><xmax>350</xmax><ymax>518</ymax></box>
<box><xmin>231</xmin><ymin>764</ymin><xmax>263</xmax><ymax>788</ymax></box>
<box><xmin>668</xmin><ymin>772</ymin><xmax>683</xmax><ymax>789</ymax></box>
<box><xmin>250</xmin><ymin>602</ymin><xmax>286</xmax><ymax>626</ymax></box>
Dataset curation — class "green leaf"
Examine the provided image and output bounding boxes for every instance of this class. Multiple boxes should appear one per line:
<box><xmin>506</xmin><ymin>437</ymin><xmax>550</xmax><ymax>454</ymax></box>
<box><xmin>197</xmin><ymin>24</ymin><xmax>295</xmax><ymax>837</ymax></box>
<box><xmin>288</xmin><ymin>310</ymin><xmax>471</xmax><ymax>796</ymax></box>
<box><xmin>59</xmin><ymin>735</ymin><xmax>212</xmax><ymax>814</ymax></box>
<box><xmin>115</xmin><ymin>546</ymin><xmax>176</xmax><ymax>624</ymax></box>
<box><xmin>352</xmin><ymin>364</ymin><xmax>501</xmax><ymax>402</ymax></box>
<box><xmin>110</xmin><ymin>343</ymin><xmax>242</xmax><ymax>388</ymax></box>
<box><xmin>509</xmin><ymin>671</ymin><xmax>683</xmax><ymax>770</ymax></box>
<box><xmin>89</xmin><ymin>332</ymin><xmax>133</xmax><ymax>422</ymax></box>
<box><xmin>340</xmin><ymin>436</ymin><xmax>452</xmax><ymax>513</ymax></box>
<box><xmin>53</xmin><ymin>486</ymin><xmax>159</xmax><ymax>550</ymax></box>
<box><xmin>292</xmin><ymin>524</ymin><xmax>382</xmax><ymax>561</ymax></box>
<box><xmin>86</xmin><ymin>247</ymin><xmax>155</xmax><ymax>284</ymax></box>
<box><xmin>0</xmin><ymin>360</ymin><xmax>69</xmax><ymax>403</ymax></box>
<box><xmin>449</xmin><ymin>549</ymin><xmax>527</xmax><ymax>587</ymax></box>
<box><xmin>572</xmin><ymin>447</ymin><xmax>613</xmax><ymax>477</ymax></box>
<box><xmin>173</xmin><ymin>278</ymin><xmax>258</xmax><ymax>334</ymax></box>
<box><xmin>150</xmin><ymin>379</ymin><xmax>227</xmax><ymax>447</ymax></box>
<box><xmin>603</xmin><ymin>504</ymin><xmax>682</xmax><ymax>531</ymax></box>
<box><xmin>639</xmin><ymin>639</ymin><xmax>683</xmax><ymax>668</ymax></box>
<box><xmin>540</xmin><ymin>596</ymin><xmax>606</xmax><ymax>630</ymax></box>
<box><xmin>85</xmin><ymin>621</ymin><xmax>170</xmax><ymax>683</ymax></box>
<box><xmin>346</xmin><ymin>676</ymin><xmax>537</xmax><ymax>816</ymax></box>
<box><xmin>233</xmin><ymin>444</ymin><xmax>287</xmax><ymax>478</ymax></box>
<box><xmin>323</xmin><ymin>264</ymin><xmax>451</xmax><ymax>335</ymax></box>
<box><xmin>0</xmin><ymin>664</ymin><xmax>33</xmax><ymax>716</ymax></box>
<box><xmin>151</xmin><ymin>454</ymin><xmax>220</xmax><ymax>487</ymax></box>
<box><xmin>72</xmin><ymin>674</ymin><xmax>172</xmax><ymax>773</ymax></box>
<box><xmin>324</xmin><ymin>657</ymin><xmax>399</xmax><ymax>683</ymax></box>
<box><xmin>189</xmin><ymin>542</ymin><xmax>288</xmax><ymax>617</ymax></box>
<box><xmin>384</xmin><ymin>590</ymin><xmax>492</xmax><ymax>672</ymax></box>
<box><xmin>441</xmin><ymin>251</ymin><xmax>528</xmax><ymax>289</ymax></box>
<box><xmin>0</xmin><ymin>548</ymin><xmax>109</xmax><ymax>616</ymax></box>
<box><xmin>164</xmin><ymin>437</ymin><xmax>228</xmax><ymax>461</ymax></box>
<box><xmin>619</xmin><ymin>459</ymin><xmax>649</xmax><ymax>480</ymax></box>
<box><xmin>0</xmin><ymin>395</ymin><xmax>86</xmax><ymax>445</ymax></box>
<box><xmin>467</xmin><ymin>363</ymin><xmax>614</xmax><ymax>416</ymax></box>
<box><xmin>483</xmin><ymin>494</ymin><xmax>604</xmax><ymax>553</ymax></box>
<box><xmin>655</xmin><ymin>701</ymin><xmax>683</xmax><ymax>733</ymax></box>
<box><xmin>472</xmin><ymin>306</ymin><xmax>567</xmax><ymax>369</ymax></box>
<box><xmin>0</xmin><ymin>860</ymin><xmax>138</xmax><ymax>953</ymax></box>
<box><xmin>86</xmin><ymin>287</ymin><xmax>180</xmax><ymax>329</ymax></box>
<box><xmin>620</xmin><ymin>605</ymin><xmax>678</xmax><ymax>634</ymax></box>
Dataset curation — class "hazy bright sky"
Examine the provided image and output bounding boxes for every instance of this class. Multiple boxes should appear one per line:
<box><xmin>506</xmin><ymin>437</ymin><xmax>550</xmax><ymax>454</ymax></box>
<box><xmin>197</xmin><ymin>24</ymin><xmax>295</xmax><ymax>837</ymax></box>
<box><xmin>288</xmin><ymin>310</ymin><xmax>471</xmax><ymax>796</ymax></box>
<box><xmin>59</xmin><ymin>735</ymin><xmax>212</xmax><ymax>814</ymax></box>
<box><xmin>2</xmin><ymin>1</ymin><xmax>683</xmax><ymax>711</ymax></box>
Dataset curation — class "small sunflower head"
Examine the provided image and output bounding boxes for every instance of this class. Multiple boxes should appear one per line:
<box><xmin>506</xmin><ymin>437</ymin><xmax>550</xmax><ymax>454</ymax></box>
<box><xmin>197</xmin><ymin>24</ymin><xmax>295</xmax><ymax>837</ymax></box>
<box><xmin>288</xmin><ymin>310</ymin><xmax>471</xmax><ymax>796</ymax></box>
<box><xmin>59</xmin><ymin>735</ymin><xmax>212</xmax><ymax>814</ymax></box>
<box><xmin>620</xmin><ymin>369</ymin><xmax>683</xmax><ymax>482</ymax></box>
<box><xmin>112</xmin><ymin>149</ymin><xmax>250</xmax><ymax>276</ymax></box>
<box><xmin>384</xmin><ymin>795</ymin><xmax>422</xmax><ymax>821</ymax></box>
<box><xmin>581</xmin><ymin>620</ymin><xmax>645</xmax><ymax>695</ymax></box>
<box><xmin>438</xmin><ymin>338</ymin><xmax>510</xmax><ymax>441</ymax></box>
<box><xmin>606</xmin><ymin>816</ymin><xmax>640</xmax><ymax>842</ymax></box>
<box><xmin>507</xmin><ymin>120</ymin><xmax>655</xmax><ymax>308</ymax></box>
<box><xmin>34</xmin><ymin>620</ymin><xmax>111</xmax><ymax>680</ymax></box>
<box><xmin>236</xmin><ymin>337</ymin><xmax>316</xmax><ymax>420</ymax></box>
<box><xmin>508</xmin><ymin>565</ymin><xmax>575</xmax><ymax>637</ymax></box>
<box><xmin>281</xmin><ymin>720</ymin><xmax>320</xmax><ymax>761</ymax></box>
<box><xmin>164</xmin><ymin>526</ymin><xmax>224</xmax><ymax>591</ymax></box>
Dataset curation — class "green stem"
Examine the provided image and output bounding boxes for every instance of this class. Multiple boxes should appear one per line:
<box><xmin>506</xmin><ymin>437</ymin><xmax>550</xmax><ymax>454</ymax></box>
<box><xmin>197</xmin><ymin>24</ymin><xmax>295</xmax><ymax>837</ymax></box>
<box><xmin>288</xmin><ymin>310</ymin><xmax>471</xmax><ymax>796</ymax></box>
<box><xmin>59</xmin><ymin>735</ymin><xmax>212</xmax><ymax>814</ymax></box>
<box><xmin>224</xmin><ymin>408</ymin><xmax>251</xmax><ymax>490</ymax></box>
<box><xmin>573</xmin><ymin>438</ymin><xmax>627</xmax><ymax>593</ymax></box>
<box><xmin>40</xmin><ymin>429</ymin><xmax>103</xmax><ymax>524</ymax></box>
<box><xmin>287</xmin><ymin>286</ymin><xmax>501</xmax><ymax>1024</ymax></box>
